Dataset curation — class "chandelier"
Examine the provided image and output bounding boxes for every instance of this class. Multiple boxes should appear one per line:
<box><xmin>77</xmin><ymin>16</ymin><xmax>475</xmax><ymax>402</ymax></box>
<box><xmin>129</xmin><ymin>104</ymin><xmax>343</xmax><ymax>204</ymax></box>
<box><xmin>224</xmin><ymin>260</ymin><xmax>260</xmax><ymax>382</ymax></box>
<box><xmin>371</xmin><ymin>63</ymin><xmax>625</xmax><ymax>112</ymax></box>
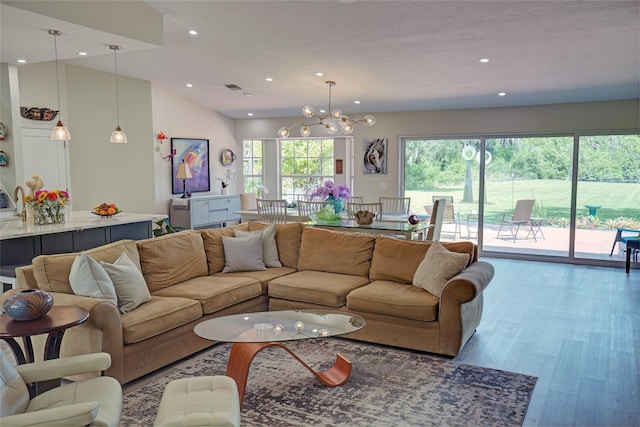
<box><xmin>277</xmin><ymin>81</ymin><xmax>375</xmax><ymax>138</ymax></box>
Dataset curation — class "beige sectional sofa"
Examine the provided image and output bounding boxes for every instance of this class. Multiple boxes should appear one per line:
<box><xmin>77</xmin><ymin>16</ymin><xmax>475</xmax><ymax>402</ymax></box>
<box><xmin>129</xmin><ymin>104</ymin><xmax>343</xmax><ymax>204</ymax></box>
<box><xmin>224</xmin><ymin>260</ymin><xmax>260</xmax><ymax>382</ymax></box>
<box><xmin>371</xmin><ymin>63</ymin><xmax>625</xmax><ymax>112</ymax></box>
<box><xmin>11</xmin><ymin>221</ymin><xmax>494</xmax><ymax>384</ymax></box>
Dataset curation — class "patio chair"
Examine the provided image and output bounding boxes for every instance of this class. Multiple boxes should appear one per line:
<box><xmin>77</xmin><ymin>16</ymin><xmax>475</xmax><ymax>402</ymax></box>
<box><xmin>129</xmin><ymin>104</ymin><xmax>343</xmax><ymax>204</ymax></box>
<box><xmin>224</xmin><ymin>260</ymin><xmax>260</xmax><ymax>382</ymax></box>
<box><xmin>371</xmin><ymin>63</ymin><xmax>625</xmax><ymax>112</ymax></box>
<box><xmin>379</xmin><ymin>197</ymin><xmax>411</xmax><ymax>215</ymax></box>
<box><xmin>497</xmin><ymin>199</ymin><xmax>536</xmax><ymax>243</ymax></box>
<box><xmin>609</xmin><ymin>227</ymin><xmax>640</xmax><ymax>256</ymax></box>
<box><xmin>257</xmin><ymin>198</ymin><xmax>288</xmax><ymax>223</ymax></box>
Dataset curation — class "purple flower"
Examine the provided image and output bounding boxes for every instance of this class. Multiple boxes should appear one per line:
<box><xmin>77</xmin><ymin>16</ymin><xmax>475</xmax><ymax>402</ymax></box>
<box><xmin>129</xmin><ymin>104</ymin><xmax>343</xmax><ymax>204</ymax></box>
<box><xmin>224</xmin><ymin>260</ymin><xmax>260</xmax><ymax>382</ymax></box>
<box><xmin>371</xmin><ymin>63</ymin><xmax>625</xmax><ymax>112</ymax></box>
<box><xmin>309</xmin><ymin>181</ymin><xmax>351</xmax><ymax>201</ymax></box>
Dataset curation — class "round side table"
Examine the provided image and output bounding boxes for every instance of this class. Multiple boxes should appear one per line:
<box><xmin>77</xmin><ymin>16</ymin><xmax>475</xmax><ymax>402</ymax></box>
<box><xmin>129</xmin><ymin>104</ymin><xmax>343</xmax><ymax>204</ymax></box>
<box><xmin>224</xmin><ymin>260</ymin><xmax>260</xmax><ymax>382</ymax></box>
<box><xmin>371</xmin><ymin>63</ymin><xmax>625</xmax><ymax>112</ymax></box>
<box><xmin>1</xmin><ymin>305</ymin><xmax>89</xmax><ymax>365</ymax></box>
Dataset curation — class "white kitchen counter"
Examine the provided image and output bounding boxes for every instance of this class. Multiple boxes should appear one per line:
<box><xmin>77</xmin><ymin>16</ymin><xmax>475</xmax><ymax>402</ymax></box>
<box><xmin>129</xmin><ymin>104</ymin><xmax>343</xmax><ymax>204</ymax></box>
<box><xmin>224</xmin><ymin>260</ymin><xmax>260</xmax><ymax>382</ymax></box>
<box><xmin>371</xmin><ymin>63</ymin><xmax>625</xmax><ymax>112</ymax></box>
<box><xmin>0</xmin><ymin>211</ymin><xmax>166</xmax><ymax>240</ymax></box>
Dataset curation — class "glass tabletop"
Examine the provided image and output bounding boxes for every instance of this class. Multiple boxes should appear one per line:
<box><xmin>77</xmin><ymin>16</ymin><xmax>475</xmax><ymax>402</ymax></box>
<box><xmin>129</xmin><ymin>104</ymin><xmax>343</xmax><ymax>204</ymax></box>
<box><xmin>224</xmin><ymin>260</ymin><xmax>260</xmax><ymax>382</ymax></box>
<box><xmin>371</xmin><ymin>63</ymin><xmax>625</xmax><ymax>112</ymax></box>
<box><xmin>194</xmin><ymin>310</ymin><xmax>366</xmax><ymax>343</ymax></box>
<box><xmin>306</xmin><ymin>219</ymin><xmax>430</xmax><ymax>232</ymax></box>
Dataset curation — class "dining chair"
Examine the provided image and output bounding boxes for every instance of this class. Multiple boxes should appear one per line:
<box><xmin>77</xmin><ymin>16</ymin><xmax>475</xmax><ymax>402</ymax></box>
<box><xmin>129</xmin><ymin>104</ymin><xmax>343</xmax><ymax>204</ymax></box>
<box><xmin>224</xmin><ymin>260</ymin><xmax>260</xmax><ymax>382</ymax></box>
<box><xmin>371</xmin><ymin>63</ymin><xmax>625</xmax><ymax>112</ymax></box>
<box><xmin>379</xmin><ymin>197</ymin><xmax>411</xmax><ymax>215</ymax></box>
<box><xmin>297</xmin><ymin>200</ymin><xmax>328</xmax><ymax>220</ymax></box>
<box><xmin>346</xmin><ymin>202</ymin><xmax>383</xmax><ymax>220</ymax></box>
<box><xmin>256</xmin><ymin>199</ymin><xmax>288</xmax><ymax>223</ymax></box>
<box><xmin>239</xmin><ymin>192</ymin><xmax>257</xmax><ymax>210</ymax></box>
<box><xmin>349</xmin><ymin>196</ymin><xmax>364</xmax><ymax>204</ymax></box>
<box><xmin>426</xmin><ymin>198</ymin><xmax>446</xmax><ymax>241</ymax></box>
<box><xmin>426</xmin><ymin>195</ymin><xmax>459</xmax><ymax>239</ymax></box>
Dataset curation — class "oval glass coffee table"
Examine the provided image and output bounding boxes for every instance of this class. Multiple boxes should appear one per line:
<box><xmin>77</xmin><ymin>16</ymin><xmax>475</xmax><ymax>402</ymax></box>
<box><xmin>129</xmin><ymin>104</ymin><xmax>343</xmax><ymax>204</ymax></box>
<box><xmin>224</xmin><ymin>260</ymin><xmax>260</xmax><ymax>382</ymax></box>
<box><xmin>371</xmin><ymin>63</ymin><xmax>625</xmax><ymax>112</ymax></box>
<box><xmin>194</xmin><ymin>309</ymin><xmax>366</xmax><ymax>408</ymax></box>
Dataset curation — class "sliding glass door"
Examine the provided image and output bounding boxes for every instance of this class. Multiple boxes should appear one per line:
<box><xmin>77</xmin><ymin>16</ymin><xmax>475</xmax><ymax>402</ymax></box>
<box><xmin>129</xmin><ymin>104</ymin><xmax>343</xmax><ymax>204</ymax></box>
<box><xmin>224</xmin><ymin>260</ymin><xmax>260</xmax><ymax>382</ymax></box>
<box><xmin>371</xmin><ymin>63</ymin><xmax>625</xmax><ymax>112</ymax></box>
<box><xmin>574</xmin><ymin>134</ymin><xmax>640</xmax><ymax>262</ymax></box>
<box><xmin>482</xmin><ymin>136</ymin><xmax>573</xmax><ymax>257</ymax></box>
<box><xmin>402</xmin><ymin>132</ymin><xmax>640</xmax><ymax>267</ymax></box>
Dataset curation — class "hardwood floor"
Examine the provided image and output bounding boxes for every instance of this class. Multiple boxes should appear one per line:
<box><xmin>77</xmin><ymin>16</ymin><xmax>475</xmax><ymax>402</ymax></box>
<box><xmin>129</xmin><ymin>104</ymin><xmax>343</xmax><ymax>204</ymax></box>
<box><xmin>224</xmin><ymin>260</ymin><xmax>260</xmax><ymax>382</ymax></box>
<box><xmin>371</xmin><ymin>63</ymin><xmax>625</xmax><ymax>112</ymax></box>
<box><xmin>456</xmin><ymin>258</ymin><xmax>640</xmax><ymax>427</ymax></box>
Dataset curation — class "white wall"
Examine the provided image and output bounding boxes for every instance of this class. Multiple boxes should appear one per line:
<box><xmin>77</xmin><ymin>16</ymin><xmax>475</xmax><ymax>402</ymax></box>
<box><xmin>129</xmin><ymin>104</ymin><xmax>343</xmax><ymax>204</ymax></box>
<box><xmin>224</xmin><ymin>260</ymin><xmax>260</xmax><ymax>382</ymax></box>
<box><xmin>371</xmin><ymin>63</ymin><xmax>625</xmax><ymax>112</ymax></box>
<box><xmin>65</xmin><ymin>64</ymin><xmax>156</xmax><ymax>213</ymax></box>
<box><xmin>150</xmin><ymin>84</ymin><xmax>238</xmax><ymax>212</ymax></box>
<box><xmin>235</xmin><ymin>100</ymin><xmax>640</xmax><ymax>199</ymax></box>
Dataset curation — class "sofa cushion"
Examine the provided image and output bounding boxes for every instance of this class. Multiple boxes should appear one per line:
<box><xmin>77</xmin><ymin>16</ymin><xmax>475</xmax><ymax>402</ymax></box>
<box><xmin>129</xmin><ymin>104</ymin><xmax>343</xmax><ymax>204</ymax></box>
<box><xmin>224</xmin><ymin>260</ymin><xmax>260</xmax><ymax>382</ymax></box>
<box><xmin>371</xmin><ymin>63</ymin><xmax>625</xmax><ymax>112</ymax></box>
<box><xmin>151</xmin><ymin>275</ymin><xmax>262</xmax><ymax>315</ymax></box>
<box><xmin>200</xmin><ymin>227</ymin><xmax>240</xmax><ymax>274</ymax></box>
<box><xmin>121</xmin><ymin>296</ymin><xmax>202</xmax><ymax>344</ymax></box>
<box><xmin>234</xmin><ymin>224</ymin><xmax>282</xmax><ymax>268</ymax></box>
<box><xmin>370</xmin><ymin>237</ymin><xmax>475</xmax><ymax>284</ymax></box>
<box><xmin>221</xmin><ymin>234</ymin><xmax>266</xmax><ymax>273</ymax></box>
<box><xmin>32</xmin><ymin>240</ymin><xmax>140</xmax><ymax>294</ymax></box>
<box><xmin>268</xmin><ymin>270</ymin><xmax>370</xmax><ymax>307</ymax></box>
<box><xmin>297</xmin><ymin>227</ymin><xmax>375</xmax><ymax>277</ymax></box>
<box><xmin>137</xmin><ymin>231</ymin><xmax>208</xmax><ymax>293</ymax></box>
<box><xmin>69</xmin><ymin>252</ymin><xmax>117</xmax><ymax>306</ymax></box>
<box><xmin>347</xmin><ymin>280</ymin><xmax>439</xmax><ymax>322</ymax></box>
<box><xmin>413</xmin><ymin>242</ymin><xmax>470</xmax><ymax>297</ymax></box>
<box><xmin>249</xmin><ymin>222</ymin><xmax>303</xmax><ymax>269</ymax></box>
<box><xmin>213</xmin><ymin>267</ymin><xmax>297</xmax><ymax>294</ymax></box>
<box><xmin>101</xmin><ymin>252</ymin><xmax>151</xmax><ymax>313</ymax></box>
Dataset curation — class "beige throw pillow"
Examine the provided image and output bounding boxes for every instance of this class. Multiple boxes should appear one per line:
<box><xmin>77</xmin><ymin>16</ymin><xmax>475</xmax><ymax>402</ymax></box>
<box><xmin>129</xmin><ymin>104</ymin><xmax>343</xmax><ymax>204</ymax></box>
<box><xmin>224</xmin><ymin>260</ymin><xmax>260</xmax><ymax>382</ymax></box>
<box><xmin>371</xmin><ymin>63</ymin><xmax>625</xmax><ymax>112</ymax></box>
<box><xmin>234</xmin><ymin>224</ymin><xmax>282</xmax><ymax>267</ymax></box>
<box><xmin>69</xmin><ymin>252</ymin><xmax>118</xmax><ymax>306</ymax></box>
<box><xmin>101</xmin><ymin>252</ymin><xmax>151</xmax><ymax>313</ymax></box>
<box><xmin>221</xmin><ymin>234</ymin><xmax>266</xmax><ymax>273</ymax></box>
<box><xmin>412</xmin><ymin>242</ymin><xmax>470</xmax><ymax>297</ymax></box>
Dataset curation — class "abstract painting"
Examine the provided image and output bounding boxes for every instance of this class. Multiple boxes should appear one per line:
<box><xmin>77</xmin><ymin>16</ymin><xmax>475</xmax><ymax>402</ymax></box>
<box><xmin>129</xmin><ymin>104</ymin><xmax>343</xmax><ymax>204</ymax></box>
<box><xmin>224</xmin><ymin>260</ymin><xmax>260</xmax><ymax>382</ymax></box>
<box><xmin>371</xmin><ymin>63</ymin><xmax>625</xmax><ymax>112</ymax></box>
<box><xmin>171</xmin><ymin>138</ymin><xmax>210</xmax><ymax>194</ymax></box>
<box><xmin>363</xmin><ymin>138</ymin><xmax>387</xmax><ymax>174</ymax></box>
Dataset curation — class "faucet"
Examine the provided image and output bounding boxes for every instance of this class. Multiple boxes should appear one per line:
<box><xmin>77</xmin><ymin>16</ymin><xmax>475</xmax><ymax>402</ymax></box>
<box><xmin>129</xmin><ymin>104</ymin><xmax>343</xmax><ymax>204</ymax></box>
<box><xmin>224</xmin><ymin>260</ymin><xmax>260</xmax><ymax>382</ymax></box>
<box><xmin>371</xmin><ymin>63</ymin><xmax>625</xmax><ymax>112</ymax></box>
<box><xmin>14</xmin><ymin>186</ymin><xmax>26</xmax><ymax>222</ymax></box>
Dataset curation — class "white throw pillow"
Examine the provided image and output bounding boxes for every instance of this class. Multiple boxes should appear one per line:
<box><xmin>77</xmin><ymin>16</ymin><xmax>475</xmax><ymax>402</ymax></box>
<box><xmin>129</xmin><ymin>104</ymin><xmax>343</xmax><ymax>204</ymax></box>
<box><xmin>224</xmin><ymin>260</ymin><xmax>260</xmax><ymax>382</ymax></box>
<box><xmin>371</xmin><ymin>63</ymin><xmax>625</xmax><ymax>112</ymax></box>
<box><xmin>234</xmin><ymin>224</ymin><xmax>282</xmax><ymax>268</ymax></box>
<box><xmin>412</xmin><ymin>242</ymin><xmax>470</xmax><ymax>297</ymax></box>
<box><xmin>69</xmin><ymin>252</ymin><xmax>117</xmax><ymax>306</ymax></box>
<box><xmin>101</xmin><ymin>252</ymin><xmax>151</xmax><ymax>313</ymax></box>
<box><xmin>221</xmin><ymin>234</ymin><xmax>266</xmax><ymax>273</ymax></box>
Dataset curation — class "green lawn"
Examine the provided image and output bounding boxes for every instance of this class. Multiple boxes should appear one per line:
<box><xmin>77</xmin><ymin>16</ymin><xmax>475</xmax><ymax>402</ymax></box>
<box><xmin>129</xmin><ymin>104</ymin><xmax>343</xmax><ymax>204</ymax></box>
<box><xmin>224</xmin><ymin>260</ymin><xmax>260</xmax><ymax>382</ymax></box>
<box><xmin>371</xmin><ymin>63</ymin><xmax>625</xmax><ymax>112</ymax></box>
<box><xmin>407</xmin><ymin>179</ymin><xmax>640</xmax><ymax>228</ymax></box>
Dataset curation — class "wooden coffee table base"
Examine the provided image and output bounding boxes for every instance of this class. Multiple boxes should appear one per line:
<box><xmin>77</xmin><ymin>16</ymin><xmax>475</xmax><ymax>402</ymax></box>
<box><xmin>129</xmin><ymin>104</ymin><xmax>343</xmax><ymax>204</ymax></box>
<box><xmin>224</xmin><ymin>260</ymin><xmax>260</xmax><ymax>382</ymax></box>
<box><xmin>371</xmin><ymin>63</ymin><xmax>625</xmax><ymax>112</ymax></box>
<box><xmin>226</xmin><ymin>342</ymin><xmax>352</xmax><ymax>409</ymax></box>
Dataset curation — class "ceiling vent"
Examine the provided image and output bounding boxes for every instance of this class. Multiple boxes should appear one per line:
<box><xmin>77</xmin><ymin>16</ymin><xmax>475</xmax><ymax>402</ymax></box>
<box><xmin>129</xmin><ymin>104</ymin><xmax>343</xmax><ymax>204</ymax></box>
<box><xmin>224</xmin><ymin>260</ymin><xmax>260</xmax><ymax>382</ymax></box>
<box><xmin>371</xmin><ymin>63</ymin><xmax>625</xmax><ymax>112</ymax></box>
<box><xmin>224</xmin><ymin>84</ymin><xmax>242</xmax><ymax>91</ymax></box>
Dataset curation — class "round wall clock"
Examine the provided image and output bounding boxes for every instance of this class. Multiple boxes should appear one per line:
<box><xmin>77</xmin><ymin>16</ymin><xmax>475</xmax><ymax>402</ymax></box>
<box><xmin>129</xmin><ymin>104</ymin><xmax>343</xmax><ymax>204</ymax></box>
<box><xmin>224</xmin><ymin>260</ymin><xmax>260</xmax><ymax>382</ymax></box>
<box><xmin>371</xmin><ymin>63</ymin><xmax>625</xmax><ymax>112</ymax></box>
<box><xmin>221</xmin><ymin>149</ymin><xmax>236</xmax><ymax>166</ymax></box>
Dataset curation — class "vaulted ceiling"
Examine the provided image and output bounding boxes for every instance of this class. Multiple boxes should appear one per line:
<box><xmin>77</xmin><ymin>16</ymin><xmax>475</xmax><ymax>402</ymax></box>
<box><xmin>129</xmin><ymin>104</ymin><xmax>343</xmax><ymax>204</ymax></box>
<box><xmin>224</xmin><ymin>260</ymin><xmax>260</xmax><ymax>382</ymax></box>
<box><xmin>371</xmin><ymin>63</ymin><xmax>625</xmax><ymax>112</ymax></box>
<box><xmin>2</xmin><ymin>1</ymin><xmax>638</xmax><ymax>119</ymax></box>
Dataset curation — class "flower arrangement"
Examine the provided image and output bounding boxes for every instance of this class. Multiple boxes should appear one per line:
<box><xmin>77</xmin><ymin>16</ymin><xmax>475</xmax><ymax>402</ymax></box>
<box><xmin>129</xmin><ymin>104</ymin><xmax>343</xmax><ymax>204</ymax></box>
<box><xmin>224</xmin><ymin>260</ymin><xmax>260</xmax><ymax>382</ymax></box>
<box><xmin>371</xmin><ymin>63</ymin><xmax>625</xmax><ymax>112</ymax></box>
<box><xmin>93</xmin><ymin>202</ymin><xmax>121</xmax><ymax>217</ymax></box>
<box><xmin>24</xmin><ymin>189</ymin><xmax>69</xmax><ymax>224</ymax></box>
<box><xmin>309</xmin><ymin>181</ymin><xmax>351</xmax><ymax>201</ymax></box>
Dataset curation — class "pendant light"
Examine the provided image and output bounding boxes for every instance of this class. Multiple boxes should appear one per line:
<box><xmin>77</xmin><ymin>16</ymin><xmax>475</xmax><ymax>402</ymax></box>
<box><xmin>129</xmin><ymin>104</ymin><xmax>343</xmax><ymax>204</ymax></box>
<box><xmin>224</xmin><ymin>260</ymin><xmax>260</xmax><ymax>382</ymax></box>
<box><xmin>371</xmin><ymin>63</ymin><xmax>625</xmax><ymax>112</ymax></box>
<box><xmin>49</xmin><ymin>30</ymin><xmax>71</xmax><ymax>141</ymax></box>
<box><xmin>109</xmin><ymin>44</ymin><xmax>127</xmax><ymax>144</ymax></box>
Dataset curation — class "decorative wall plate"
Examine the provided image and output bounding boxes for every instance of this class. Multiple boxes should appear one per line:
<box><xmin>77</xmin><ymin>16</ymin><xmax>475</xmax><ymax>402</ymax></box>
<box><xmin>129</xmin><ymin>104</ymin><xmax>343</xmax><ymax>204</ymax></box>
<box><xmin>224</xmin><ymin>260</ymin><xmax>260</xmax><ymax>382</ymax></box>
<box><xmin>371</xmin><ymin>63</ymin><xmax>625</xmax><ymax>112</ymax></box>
<box><xmin>221</xmin><ymin>148</ymin><xmax>236</xmax><ymax>165</ymax></box>
<box><xmin>20</xmin><ymin>107</ymin><xmax>59</xmax><ymax>121</ymax></box>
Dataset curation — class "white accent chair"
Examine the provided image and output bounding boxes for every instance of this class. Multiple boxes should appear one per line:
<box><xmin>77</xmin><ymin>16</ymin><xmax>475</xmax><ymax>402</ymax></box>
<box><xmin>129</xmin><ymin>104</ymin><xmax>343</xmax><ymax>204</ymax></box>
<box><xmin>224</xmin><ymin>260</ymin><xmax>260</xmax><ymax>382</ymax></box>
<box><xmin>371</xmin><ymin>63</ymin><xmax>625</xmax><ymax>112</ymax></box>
<box><xmin>0</xmin><ymin>351</ymin><xmax>122</xmax><ymax>427</ymax></box>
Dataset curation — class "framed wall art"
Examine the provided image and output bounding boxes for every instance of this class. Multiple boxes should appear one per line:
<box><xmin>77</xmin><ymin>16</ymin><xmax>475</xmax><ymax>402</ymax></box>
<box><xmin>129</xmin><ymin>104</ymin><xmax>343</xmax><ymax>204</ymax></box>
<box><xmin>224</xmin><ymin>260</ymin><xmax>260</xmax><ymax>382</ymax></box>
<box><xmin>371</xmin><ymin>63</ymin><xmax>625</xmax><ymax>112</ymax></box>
<box><xmin>363</xmin><ymin>138</ymin><xmax>387</xmax><ymax>174</ymax></box>
<box><xmin>171</xmin><ymin>138</ymin><xmax>210</xmax><ymax>195</ymax></box>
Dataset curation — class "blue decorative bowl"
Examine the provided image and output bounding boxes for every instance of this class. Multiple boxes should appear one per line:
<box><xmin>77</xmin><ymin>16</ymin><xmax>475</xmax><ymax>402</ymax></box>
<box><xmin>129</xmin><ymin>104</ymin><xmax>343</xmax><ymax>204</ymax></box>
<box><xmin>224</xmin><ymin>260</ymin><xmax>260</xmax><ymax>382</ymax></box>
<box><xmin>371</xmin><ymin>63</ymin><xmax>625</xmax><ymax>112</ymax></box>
<box><xmin>3</xmin><ymin>289</ymin><xmax>53</xmax><ymax>321</ymax></box>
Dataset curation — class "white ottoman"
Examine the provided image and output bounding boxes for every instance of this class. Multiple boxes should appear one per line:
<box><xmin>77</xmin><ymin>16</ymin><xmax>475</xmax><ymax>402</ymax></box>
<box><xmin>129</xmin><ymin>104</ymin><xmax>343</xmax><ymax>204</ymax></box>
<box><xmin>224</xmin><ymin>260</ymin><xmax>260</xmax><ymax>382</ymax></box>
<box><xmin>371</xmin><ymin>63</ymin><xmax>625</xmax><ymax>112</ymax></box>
<box><xmin>153</xmin><ymin>376</ymin><xmax>240</xmax><ymax>427</ymax></box>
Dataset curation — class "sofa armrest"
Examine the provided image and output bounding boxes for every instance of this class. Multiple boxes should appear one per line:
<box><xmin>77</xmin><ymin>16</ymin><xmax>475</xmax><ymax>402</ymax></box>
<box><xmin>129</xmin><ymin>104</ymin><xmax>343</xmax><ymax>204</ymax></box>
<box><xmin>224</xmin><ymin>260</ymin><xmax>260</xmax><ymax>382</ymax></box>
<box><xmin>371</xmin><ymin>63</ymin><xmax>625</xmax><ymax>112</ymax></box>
<box><xmin>15</xmin><ymin>264</ymin><xmax>37</xmax><ymax>289</ymax></box>
<box><xmin>437</xmin><ymin>261</ymin><xmax>494</xmax><ymax>356</ymax></box>
<box><xmin>0</xmin><ymin>402</ymin><xmax>99</xmax><ymax>427</ymax></box>
<box><xmin>441</xmin><ymin>260</ymin><xmax>494</xmax><ymax>305</ymax></box>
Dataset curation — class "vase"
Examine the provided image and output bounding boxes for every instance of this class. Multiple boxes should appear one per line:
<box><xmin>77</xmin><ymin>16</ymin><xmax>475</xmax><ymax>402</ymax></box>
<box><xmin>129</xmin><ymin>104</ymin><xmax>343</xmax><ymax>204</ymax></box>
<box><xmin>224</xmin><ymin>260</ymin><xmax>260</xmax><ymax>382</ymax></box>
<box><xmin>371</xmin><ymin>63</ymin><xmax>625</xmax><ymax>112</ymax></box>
<box><xmin>221</xmin><ymin>187</ymin><xmax>228</xmax><ymax>195</ymax></box>
<box><xmin>325</xmin><ymin>196</ymin><xmax>343</xmax><ymax>213</ymax></box>
<box><xmin>33</xmin><ymin>211</ymin><xmax>65</xmax><ymax>225</ymax></box>
<box><xmin>3</xmin><ymin>289</ymin><xmax>54</xmax><ymax>321</ymax></box>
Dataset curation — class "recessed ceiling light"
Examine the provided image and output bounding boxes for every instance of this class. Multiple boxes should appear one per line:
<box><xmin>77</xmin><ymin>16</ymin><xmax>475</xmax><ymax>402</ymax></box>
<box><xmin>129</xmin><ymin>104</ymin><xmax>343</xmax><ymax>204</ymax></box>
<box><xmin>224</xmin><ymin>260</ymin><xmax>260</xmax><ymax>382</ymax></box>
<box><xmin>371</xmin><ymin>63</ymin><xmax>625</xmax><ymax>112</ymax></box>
<box><xmin>77</xmin><ymin>52</ymin><xmax>88</xmax><ymax>56</ymax></box>
<box><xmin>498</xmin><ymin>92</ymin><xmax>506</xmax><ymax>96</ymax></box>
<box><xmin>315</xmin><ymin>72</ymin><xmax>324</xmax><ymax>76</ymax></box>
<box><xmin>479</xmin><ymin>58</ymin><xmax>490</xmax><ymax>63</ymax></box>
<box><xmin>17</xmin><ymin>59</ymin><xmax>26</xmax><ymax>63</ymax></box>
<box><xmin>265</xmin><ymin>77</ymin><xmax>273</xmax><ymax>82</ymax></box>
<box><xmin>243</xmin><ymin>92</ymin><xmax>253</xmax><ymax>97</ymax></box>
<box><xmin>247</xmin><ymin>113</ymin><xmax>254</xmax><ymax>117</ymax></box>
<box><xmin>188</xmin><ymin>30</ymin><xmax>198</xmax><ymax>36</ymax></box>
<box><xmin>319</xmin><ymin>109</ymin><xmax>326</xmax><ymax>113</ymax></box>
<box><xmin>186</xmin><ymin>83</ymin><xmax>193</xmax><ymax>88</ymax></box>
<box><xmin>354</xmin><ymin>100</ymin><xmax>361</xmax><ymax>104</ymax></box>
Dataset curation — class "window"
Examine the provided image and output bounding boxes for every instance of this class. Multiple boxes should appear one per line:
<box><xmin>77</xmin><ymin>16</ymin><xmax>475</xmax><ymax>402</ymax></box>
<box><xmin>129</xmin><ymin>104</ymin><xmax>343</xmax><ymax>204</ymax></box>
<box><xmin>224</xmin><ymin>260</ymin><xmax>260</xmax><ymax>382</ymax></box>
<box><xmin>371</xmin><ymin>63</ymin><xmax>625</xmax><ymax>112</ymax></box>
<box><xmin>242</xmin><ymin>139</ymin><xmax>263</xmax><ymax>193</ymax></box>
<box><xmin>280</xmin><ymin>138</ymin><xmax>335</xmax><ymax>202</ymax></box>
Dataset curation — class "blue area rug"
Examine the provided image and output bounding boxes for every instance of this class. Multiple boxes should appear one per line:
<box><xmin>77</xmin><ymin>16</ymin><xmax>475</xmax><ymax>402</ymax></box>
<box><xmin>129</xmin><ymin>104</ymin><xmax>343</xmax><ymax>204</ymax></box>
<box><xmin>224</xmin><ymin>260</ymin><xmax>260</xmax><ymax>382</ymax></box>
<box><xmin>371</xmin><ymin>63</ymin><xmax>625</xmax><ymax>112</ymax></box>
<box><xmin>121</xmin><ymin>338</ymin><xmax>536</xmax><ymax>426</ymax></box>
